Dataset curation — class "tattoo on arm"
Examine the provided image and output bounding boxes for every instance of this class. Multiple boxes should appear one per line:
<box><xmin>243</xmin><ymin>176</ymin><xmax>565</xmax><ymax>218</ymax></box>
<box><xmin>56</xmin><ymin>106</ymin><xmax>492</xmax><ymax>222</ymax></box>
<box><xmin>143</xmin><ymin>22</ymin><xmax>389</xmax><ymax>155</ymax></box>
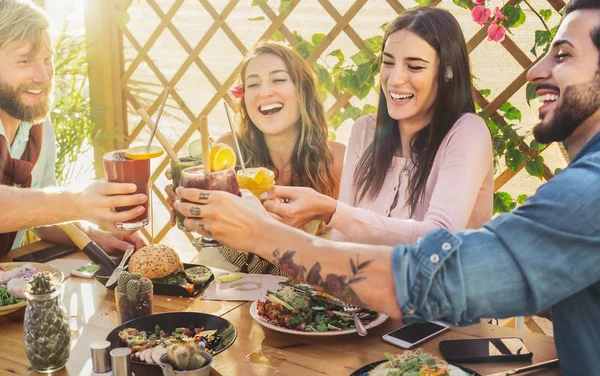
<box><xmin>199</xmin><ymin>192</ymin><xmax>210</xmax><ymax>200</ymax></box>
<box><xmin>271</xmin><ymin>249</ymin><xmax>373</xmax><ymax>307</ymax></box>
<box><xmin>190</xmin><ymin>206</ymin><xmax>201</xmax><ymax>216</ymax></box>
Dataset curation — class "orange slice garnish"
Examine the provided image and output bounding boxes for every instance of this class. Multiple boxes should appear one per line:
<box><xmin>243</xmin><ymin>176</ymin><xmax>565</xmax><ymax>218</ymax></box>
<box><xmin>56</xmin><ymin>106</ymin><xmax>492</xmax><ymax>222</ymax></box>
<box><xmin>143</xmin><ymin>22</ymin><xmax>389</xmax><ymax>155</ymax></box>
<box><xmin>124</xmin><ymin>145</ymin><xmax>165</xmax><ymax>160</ymax></box>
<box><xmin>209</xmin><ymin>143</ymin><xmax>236</xmax><ymax>171</ymax></box>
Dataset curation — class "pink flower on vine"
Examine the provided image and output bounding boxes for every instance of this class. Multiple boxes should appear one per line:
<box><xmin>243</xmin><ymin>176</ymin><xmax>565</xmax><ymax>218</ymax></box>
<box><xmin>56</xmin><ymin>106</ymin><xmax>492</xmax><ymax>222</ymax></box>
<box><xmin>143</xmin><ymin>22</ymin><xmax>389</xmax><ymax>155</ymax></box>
<box><xmin>493</xmin><ymin>7</ymin><xmax>507</xmax><ymax>23</ymax></box>
<box><xmin>230</xmin><ymin>84</ymin><xmax>244</xmax><ymax>99</ymax></box>
<box><xmin>472</xmin><ymin>5</ymin><xmax>491</xmax><ymax>25</ymax></box>
<box><xmin>473</xmin><ymin>0</ymin><xmax>486</xmax><ymax>4</ymax></box>
<box><xmin>487</xmin><ymin>23</ymin><xmax>507</xmax><ymax>42</ymax></box>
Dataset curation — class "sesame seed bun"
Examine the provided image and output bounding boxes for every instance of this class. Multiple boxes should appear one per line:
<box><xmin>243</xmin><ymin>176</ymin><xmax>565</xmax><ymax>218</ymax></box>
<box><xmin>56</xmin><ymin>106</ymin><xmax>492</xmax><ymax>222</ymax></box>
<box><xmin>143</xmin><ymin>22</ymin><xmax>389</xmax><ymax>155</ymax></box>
<box><xmin>128</xmin><ymin>244</ymin><xmax>183</xmax><ymax>279</ymax></box>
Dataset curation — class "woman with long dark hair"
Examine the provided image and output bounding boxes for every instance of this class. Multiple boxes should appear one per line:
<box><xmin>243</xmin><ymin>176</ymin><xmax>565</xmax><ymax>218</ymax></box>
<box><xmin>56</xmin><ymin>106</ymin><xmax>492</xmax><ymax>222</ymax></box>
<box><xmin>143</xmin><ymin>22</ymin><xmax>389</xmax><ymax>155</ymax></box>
<box><xmin>262</xmin><ymin>7</ymin><xmax>494</xmax><ymax>246</ymax></box>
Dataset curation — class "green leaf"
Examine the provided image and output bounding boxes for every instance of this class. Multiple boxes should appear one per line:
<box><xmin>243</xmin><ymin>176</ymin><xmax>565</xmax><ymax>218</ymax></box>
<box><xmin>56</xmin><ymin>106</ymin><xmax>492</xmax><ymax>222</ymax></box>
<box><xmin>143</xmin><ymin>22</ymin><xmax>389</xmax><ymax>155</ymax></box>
<box><xmin>351</xmin><ymin>50</ymin><xmax>373</xmax><ymax>65</ymax></box>
<box><xmin>272</xmin><ymin>31</ymin><xmax>285</xmax><ymax>42</ymax></box>
<box><xmin>356</xmin><ymin>62</ymin><xmax>378</xmax><ymax>84</ymax></box>
<box><xmin>452</xmin><ymin>0</ymin><xmax>471</xmax><ymax>9</ymax></box>
<box><xmin>526</xmin><ymin>82</ymin><xmax>537</xmax><ymax>107</ymax></box>
<box><xmin>529</xmin><ymin>140</ymin><xmax>546</xmax><ymax>150</ymax></box>
<box><xmin>554</xmin><ymin>167</ymin><xmax>563</xmax><ymax>175</ymax></box>
<box><xmin>363</xmin><ymin>36</ymin><xmax>383</xmax><ymax>54</ymax></box>
<box><xmin>540</xmin><ymin>9</ymin><xmax>552</xmax><ymax>21</ymax></box>
<box><xmin>505</xmin><ymin>147</ymin><xmax>525</xmax><ymax>172</ymax></box>
<box><xmin>362</xmin><ymin>104</ymin><xmax>377</xmax><ymax>114</ymax></box>
<box><xmin>342</xmin><ymin>106</ymin><xmax>362</xmax><ymax>122</ymax></box>
<box><xmin>312</xmin><ymin>33</ymin><xmax>326</xmax><ymax>47</ymax></box>
<box><xmin>526</xmin><ymin>155</ymin><xmax>545</xmax><ymax>179</ymax></box>
<box><xmin>493</xmin><ymin>192</ymin><xmax>517</xmax><ymax>214</ymax></box>
<box><xmin>493</xmin><ymin>138</ymin><xmax>506</xmax><ymax>155</ymax></box>
<box><xmin>294</xmin><ymin>40</ymin><xmax>313</xmax><ymax>59</ymax></box>
<box><xmin>499</xmin><ymin>102</ymin><xmax>522</xmax><ymax>122</ymax></box>
<box><xmin>380</xmin><ymin>22</ymin><xmax>389</xmax><ymax>32</ymax></box>
<box><xmin>251</xmin><ymin>0</ymin><xmax>267</xmax><ymax>6</ymax></box>
<box><xmin>248</xmin><ymin>16</ymin><xmax>265</xmax><ymax>21</ymax></box>
<box><xmin>517</xmin><ymin>194</ymin><xmax>529</xmax><ymax>205</ymax></box>
<box><xmin>479</xmin><ymin>89</ymin><xmax>491</xmax><ymax>97</ymax></box>
<box><xmin>416</xmin><ymin>0</ymin><xmax>435</xmax><ymax>6</ymax></box>
<box><xmin>279</xmin><ymin>0</ymin><xmax>294</xmax><ymax>15</ymax></box>
<box><xmin>503</xmin><ymin>5</ymin><xmax>526</xmax><ymax>29</ymax></box>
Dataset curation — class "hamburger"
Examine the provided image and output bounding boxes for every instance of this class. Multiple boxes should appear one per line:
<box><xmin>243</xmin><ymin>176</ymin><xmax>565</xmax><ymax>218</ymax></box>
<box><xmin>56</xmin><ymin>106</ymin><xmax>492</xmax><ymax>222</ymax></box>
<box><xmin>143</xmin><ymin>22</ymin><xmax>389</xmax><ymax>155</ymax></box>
<box><xmin>129</xmin><ymin>244</ymin><xmax>186</xmax><ymax>284</ymax></box>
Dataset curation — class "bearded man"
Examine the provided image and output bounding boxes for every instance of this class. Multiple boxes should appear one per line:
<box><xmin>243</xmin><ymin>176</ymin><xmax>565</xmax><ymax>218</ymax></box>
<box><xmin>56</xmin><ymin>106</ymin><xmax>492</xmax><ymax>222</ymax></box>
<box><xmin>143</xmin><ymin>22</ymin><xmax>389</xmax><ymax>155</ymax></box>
<box><xmin>0</xmin><ymin>0</ymin><xmax>146</xmax><ymax>256</ymax></box>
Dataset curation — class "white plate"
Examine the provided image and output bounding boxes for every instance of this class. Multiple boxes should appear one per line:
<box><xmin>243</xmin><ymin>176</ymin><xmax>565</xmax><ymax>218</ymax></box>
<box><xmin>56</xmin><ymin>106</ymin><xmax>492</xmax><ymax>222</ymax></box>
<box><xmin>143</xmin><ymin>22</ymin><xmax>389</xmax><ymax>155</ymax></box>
<box><xmin>250</xmin><ymin>300</ymin><xmax>388</xmax><ymax>336</ymax></box>
<box><xmin>0</xmin><ymin>262</ymin><xmax>65</xmax><ymax>316</ymax></box>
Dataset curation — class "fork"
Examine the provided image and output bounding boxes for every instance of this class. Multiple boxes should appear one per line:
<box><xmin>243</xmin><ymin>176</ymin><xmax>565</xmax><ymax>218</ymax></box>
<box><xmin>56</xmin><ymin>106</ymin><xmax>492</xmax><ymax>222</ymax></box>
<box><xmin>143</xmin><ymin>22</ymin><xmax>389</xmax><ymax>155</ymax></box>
<box><xmin>343</xmin><ymin>305</ymin><xmax>368</xmax><ymax>336</ymax></box>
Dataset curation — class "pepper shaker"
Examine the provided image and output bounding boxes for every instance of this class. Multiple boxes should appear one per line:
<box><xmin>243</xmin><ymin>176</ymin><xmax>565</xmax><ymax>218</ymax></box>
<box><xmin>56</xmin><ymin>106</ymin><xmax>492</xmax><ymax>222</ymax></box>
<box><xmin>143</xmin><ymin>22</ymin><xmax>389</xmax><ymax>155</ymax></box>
<box><xmin>90</xmin><ymin>340</ymin><xmax>112</xmax><ymax>376</ymax></box>
<box><xmin>110</xmin><ymin>347</ymin><xmax>134</xmax><ymax>376</ymax></box>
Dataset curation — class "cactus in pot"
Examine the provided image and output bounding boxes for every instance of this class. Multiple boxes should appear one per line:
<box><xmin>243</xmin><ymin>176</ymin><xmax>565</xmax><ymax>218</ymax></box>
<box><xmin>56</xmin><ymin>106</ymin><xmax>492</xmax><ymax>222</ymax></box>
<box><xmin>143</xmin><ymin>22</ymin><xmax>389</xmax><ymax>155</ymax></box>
<box><xmin>115</xmin><ymin>271</ymin><xmax>153</xmax><ymax>323</ymax></box>
<box><xmin>23</xmin><ymin>273</ymin><xmax>70</xmax><ymax>373</ymax></box>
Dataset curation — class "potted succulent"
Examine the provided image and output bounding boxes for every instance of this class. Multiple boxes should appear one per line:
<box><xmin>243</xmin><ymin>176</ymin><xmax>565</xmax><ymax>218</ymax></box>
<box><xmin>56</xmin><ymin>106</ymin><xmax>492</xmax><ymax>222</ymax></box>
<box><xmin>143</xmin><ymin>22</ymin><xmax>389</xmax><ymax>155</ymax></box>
<box><xmin>23</xmin><ymin>273</ymin><xmax>70</xmax><ymax>373</ymax></box>
<box><xmin>115</xmin><ymin>271</ymin><xmax>153</xmax><ymax>323</ymax></box>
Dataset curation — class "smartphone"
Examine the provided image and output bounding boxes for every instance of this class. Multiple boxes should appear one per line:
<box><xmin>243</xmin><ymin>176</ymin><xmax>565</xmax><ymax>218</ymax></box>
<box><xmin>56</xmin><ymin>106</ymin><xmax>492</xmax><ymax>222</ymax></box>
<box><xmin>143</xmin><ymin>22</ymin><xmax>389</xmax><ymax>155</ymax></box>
<box><xmin>439</xmin><ymin>337</ymin><xmax>533</xmax><ymax>363</ymax></box>
<box><xmin>382</xmin><ymin>321</ymin><xmax>451</xmax><ymax>349</ymax></box>
<box><xmin>13</xmin><ymin>244</ymin><xmax>78</xmax><ymax>263</ymax></box>
<box><xmin>70</xmin><ymin>263</ymin><xmax>101</xmax><ymax>278</ymax></box>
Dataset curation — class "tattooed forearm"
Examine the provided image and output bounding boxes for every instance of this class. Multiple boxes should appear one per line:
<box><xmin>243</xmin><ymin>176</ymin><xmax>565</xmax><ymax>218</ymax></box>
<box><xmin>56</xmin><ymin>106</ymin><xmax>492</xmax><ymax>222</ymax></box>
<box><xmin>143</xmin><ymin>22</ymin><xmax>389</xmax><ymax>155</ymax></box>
<box><xmin>271</xmin><ymin>249</ymin><xmax>373</xmax><ymax>308</ymax></box>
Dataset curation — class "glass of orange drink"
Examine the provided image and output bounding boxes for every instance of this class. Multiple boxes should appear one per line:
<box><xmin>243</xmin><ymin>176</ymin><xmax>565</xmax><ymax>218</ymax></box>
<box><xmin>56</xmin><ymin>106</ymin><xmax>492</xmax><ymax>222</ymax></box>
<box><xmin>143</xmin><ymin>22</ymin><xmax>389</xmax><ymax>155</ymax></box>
<box><xmin>237</xmin><ymin>167</ymin><xmax>275</xmax><ymax>197</ymax></box>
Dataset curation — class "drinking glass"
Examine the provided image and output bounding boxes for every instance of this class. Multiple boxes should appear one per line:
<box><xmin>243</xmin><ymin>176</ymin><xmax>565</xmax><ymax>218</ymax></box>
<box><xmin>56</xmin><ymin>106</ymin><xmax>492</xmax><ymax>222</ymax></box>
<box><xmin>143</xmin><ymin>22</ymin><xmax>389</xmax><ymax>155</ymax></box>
<box><xmin>180</xmin><ymin>166</ymin><xmax>240</xmax><ymax>248</ymax></box>
<box><xmin>236</xmin><ymin>167</ymin><xmax>275</xmax><ymax>198</ymax></box>
<box><xmin>170</xmin><ymin>155</ymin><xmax>202</xmax><ymax>231</ymax></box>
<box><xmin>103</xmin><ymin>150</ymin><xmax>150</xmax><ymax>230</ymax></box>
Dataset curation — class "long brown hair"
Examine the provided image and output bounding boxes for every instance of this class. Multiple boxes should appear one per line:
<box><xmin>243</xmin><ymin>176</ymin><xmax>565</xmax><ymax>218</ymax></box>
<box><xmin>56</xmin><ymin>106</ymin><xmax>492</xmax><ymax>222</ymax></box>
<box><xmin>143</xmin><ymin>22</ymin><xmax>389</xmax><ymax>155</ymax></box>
<box><xmin>353</xmin><ymin>7</ymin><xmax>475</xmax><ymax>214</ymax></box>
<box><xmin>236</xmin><ymin>42</ymin><xmax>338</xmax><ymax>197</ymax></box>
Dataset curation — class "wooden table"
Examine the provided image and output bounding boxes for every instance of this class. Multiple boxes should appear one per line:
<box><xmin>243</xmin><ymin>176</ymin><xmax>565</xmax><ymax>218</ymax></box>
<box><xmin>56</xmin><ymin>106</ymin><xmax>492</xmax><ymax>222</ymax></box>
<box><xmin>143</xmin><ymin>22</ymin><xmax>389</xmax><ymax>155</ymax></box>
<box><xmin>1</xmin><ymin>242</ymin><xmax>560</xmax><ymax>376</ymax></box>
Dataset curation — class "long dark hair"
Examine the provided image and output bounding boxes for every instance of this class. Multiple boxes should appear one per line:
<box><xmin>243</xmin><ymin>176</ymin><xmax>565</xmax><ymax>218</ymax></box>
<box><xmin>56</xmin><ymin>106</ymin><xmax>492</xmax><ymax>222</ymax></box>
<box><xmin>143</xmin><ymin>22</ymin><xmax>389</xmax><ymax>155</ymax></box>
<box><xmin>353</xmin><ymin>7</ymin><xmax>475</xmax><ymax>214</ymax></box>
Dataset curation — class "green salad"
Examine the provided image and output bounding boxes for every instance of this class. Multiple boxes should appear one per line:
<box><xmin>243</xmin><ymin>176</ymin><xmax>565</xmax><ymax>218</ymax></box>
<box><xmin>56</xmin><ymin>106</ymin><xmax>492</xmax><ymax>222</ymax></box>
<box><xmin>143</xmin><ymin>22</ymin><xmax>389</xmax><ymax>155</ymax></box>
<box><xmin>0</xmin><ymin>286</ymin><xmax>24</xmax><ymax>307</ymax></box>
<box><xmin>256</xmin><ymin>285</ymin><xmax>378</xmax><ymax>332</ymax></box>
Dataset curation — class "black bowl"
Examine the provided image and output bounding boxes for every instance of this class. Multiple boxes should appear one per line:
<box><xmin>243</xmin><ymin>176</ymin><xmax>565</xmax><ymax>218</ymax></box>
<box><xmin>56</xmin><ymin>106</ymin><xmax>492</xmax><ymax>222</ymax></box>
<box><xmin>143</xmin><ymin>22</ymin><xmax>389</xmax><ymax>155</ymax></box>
<box><xmin>94</xmin><ymin>263</ymin><xmax>214</xmax><ymax>297</ymax></box>
<box><xmin>106</xmin><ymin>312</ymin><xmax>237</xmax><ymax>373</ymax></box>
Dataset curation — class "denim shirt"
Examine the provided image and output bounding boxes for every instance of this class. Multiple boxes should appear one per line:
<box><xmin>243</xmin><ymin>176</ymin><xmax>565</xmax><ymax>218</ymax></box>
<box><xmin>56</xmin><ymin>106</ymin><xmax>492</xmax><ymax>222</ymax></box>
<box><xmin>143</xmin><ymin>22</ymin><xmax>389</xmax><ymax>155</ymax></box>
<box><xmin>392</xmin><ymin>132</ymin><xmax>600</xmax><ymax>375</ymax></box>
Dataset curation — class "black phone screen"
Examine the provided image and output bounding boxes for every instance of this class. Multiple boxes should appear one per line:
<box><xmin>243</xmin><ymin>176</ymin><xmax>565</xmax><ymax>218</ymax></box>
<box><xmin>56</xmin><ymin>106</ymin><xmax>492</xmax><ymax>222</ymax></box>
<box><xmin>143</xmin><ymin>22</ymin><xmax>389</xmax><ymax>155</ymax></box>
<box><xmin>440</xmin><ymin>337</ymin><xmax>532</xmax><ymax>362</ymax></box>
<box><xmin>13</xmin><ymin>244</ymin><xmax>78</xmax><ymax>263</ymax></box>
<box><xmin>387</xmin><ymin>322</ymin><xmax>448</xmax><ymax>344</ymax></box>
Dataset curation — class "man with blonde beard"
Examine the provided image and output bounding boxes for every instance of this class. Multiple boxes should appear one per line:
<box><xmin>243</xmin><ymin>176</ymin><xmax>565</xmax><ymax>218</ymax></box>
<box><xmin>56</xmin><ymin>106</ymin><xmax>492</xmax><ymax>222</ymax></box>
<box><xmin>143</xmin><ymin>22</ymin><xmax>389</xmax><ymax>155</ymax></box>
<box><xmin>0</xmin><ymin>0</ymin><xmax>146</xmax><ymax>256</ymax></box>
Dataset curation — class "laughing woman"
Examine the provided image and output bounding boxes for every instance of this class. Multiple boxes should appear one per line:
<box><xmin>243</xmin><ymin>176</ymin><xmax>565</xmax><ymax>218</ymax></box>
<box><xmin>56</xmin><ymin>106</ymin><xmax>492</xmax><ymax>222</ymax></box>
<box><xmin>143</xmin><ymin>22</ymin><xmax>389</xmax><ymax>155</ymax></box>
<box><xmin>168</xmin><ymin>42</ymin><xmax>345</xmax><ymax>274</ymax></box>
<box><xmin>260</xmin><ymin>7</ymin><xmax>494</xmax><ymax>246</ymax></box>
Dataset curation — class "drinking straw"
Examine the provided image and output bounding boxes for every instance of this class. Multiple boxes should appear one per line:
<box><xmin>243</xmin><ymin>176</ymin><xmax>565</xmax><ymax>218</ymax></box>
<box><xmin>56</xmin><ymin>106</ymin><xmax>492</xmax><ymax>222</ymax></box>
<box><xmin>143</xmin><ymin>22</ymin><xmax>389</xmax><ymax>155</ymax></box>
<box><xmin>199</xmin><ymin>115</ymin><xmax>210</xmax><ymax>174</ymax></box>
<box><xmin>135</xmin><ymin>107</ymin><xmax>180</xmax><ymax>162</ymax></box>
<box><xmin>146</xmin><ymin>87</ymin><xmax>170</xmax><ymax>151</ymax></box>
<box><xmin>223</xmin><ymin>101</ymin><xmax>246</xmax><ymax>173</ymax></box>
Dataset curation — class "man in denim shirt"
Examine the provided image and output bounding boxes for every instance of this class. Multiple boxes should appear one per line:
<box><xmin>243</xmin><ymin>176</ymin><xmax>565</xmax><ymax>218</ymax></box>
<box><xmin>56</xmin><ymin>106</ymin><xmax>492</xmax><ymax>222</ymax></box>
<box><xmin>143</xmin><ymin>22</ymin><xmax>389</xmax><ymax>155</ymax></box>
<box><xmin>174</xmin><ymin>0</ymin><xmax>600</xmax><ymax>373</ymax></box>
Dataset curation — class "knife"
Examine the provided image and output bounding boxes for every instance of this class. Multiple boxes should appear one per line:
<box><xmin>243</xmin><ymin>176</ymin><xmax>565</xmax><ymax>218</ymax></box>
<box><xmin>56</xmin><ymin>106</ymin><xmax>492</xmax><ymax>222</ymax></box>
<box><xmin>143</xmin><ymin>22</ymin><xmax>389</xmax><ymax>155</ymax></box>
<box><xmin>59</xmin><ymin>223</ymin><xmax>117</xmax><ymax>273</ymax></box>
<box><xmin>106</xmin><ymin>247</ymin><xmax>134</xmax><ymax>287</ymax></box>
<box><xmin>485</xmin><ymin>359</ymin><xmax>559</xmax><ymax>376</ymax></box>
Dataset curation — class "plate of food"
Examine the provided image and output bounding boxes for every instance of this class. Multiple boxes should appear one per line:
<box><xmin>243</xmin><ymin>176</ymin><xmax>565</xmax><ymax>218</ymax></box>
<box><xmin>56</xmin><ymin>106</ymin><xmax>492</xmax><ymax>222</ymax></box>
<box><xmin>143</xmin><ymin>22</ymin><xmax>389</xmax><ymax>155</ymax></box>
<box><xmin>351</xmin><ymin>350</ymin><xmax>480</xmax><ymax>376</ymax></box>
<box><xmin>250</xmin><ymin>284</ymin><xmax>388</xmax><ymax>336</ymax></box>
<box><xmin>0</xmin><ymin>262</ymin><xmax>64</xmax><ymax>316</ymax></box>
<box><xmin>94</xmin><ymin>244</ymin><xmax>214</xmax><ymax>297</ymax></box>
<box><xmin>106</xmin><ymin>312</ymin><xmax>237</xmax><ymax>372</ymax></box>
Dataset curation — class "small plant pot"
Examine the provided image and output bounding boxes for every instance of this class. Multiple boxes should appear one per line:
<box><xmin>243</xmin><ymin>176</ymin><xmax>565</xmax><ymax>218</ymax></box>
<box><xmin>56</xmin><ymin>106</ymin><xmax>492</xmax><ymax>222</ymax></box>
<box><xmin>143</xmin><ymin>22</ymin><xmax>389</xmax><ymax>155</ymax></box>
<box><xmin>115</xmin><ymin>286</ymin><xmax>153</xmax><ymax>324</ymax></box>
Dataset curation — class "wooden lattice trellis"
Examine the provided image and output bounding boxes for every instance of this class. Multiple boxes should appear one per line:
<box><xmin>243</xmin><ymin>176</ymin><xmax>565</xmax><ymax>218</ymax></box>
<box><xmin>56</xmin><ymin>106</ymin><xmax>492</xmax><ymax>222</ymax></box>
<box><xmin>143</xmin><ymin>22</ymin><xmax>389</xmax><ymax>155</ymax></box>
<box><xmin>83</xmin><ymin>0</ymin><xmax>566</xmax><ymax>246</ymax></box>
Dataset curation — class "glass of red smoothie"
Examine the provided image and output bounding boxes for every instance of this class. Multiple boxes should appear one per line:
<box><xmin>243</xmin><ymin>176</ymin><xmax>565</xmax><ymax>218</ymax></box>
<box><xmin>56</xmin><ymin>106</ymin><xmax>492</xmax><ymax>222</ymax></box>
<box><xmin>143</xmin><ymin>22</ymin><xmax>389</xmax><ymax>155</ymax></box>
<box><xmin>179</xmin><ymin>166</ymin><xmax>240</xmax><ymax>248</ymax></box>
<box><xmin>102</xmin><ymin>150</ymin><xmax>150</xmax><ymax>230</ymax></box>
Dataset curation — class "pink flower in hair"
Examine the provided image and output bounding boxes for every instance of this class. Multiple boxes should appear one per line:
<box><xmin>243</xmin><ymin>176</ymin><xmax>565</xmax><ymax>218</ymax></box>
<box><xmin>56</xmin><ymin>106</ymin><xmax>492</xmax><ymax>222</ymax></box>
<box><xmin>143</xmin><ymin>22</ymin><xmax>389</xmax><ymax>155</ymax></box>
<box><xmin>487</xmin><ymin>23</ymin><xmax>507</xmax><ymax>42</ymax></box>
<box><xmin>230</xmin><ymin>84</ymin><xmax>244</xmax><ymax>99</ymax></box>
<box><xmin>472</xmin><ymin>5</ymin><xmax>491</xmax><ymax>25</ymax></box>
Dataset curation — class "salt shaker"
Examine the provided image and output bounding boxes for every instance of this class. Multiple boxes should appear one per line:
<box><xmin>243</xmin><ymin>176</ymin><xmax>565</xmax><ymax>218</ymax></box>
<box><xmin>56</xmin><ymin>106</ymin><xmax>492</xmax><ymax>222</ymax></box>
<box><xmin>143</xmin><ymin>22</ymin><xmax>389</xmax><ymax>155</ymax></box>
<box><xmin>90</xmin><ymin>340</ymin><xmax>112</xmax><ymax>376</ymax></box>
<box><xmin>110</xmin><ymin>347</ymin><xmax>134</xmax><ymax>376</ymax></box>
